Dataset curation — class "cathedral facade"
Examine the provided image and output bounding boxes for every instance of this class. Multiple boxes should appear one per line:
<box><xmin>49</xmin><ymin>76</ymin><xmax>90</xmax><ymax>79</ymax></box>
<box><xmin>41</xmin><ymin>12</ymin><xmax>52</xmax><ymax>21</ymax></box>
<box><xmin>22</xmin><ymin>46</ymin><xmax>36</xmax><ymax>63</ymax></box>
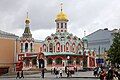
<box><xmin>41</xmin><ymin>7</ymin><xmax>96</xmax><ymax>70</ymax></box>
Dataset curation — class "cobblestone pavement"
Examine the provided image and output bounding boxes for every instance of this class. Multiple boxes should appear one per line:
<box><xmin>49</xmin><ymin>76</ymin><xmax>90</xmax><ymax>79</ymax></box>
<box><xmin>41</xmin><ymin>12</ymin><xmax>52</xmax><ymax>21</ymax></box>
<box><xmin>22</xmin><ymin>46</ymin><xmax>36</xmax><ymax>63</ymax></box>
<box><xmin>0</xmin><ymin>71</ymin><xmax>99</xmax><ymax>80</ymax></box>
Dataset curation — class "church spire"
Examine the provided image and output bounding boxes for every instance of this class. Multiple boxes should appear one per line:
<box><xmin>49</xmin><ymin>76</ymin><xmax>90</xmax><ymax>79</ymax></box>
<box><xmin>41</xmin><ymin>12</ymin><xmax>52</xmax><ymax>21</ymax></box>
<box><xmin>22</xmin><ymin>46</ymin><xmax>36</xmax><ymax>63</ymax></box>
<box><xmin>22</xmin><ymin>12</ymin><xmax>32</xmax><ymax>38</ymax></box>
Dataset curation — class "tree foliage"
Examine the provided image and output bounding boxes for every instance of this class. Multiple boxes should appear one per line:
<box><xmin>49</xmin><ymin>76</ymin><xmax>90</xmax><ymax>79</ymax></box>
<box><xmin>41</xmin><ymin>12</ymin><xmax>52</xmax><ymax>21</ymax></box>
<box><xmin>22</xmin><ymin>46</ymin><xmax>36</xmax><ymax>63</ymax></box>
<box><xmin>108</xmin><ymin>32</ymin><xmax>120</xmax><ymax>64</ymax></box>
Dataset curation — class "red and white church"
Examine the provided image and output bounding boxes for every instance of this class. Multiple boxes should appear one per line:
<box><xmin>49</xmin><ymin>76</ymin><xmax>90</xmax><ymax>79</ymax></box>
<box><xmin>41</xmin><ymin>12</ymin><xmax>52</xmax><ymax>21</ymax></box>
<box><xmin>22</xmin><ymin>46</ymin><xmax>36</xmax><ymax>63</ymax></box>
<box><xmin>40</xmin><ymin>6</ymin><xmax>96</xmax><ymax>70</ymax></box>
<box><xmin>17</xmin><ymin>5</ymin><xmax>96</xmax><ymax>70</ymax></box>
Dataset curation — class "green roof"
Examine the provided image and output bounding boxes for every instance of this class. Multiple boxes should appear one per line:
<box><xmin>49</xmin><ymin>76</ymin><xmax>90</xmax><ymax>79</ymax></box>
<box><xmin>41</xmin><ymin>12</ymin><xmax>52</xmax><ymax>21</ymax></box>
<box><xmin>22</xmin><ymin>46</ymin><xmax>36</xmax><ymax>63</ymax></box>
<box><xmin>24</xmin><ymin>27</ymin><xmax>31</xmax><ymax>33</ymax></box>
<box><xmin>43</xmin><ymin>52</ymin><xmax>80</xmax><ymax>56</ymax></box>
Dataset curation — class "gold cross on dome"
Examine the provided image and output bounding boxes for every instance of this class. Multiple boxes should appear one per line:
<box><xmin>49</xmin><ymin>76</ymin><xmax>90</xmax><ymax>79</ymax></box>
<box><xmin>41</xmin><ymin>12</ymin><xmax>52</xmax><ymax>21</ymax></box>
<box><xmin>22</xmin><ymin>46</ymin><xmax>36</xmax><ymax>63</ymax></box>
<box><xmin>60</xmin><ymin>3</ymin><xmax>63</xmax><ymax>12</ymax></box>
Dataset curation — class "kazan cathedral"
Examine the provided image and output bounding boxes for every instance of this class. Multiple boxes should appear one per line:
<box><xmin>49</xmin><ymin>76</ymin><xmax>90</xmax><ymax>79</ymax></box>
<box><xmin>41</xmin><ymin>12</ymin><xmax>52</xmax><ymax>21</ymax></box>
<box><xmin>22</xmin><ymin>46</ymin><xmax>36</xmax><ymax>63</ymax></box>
<box><xmin>40</xmin><ymin>6</ymin><xmax>96</xmax><ymax>70</ymax></box>
<box><xmin>17</xmin><ymin>5</ymin><xmax>96</xmax><ymax>70</ymax></box>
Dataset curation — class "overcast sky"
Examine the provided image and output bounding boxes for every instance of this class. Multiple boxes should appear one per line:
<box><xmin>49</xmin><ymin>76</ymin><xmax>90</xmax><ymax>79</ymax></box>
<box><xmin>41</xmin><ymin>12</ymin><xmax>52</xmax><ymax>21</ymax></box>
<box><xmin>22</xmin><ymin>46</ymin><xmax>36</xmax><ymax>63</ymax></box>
<box><xmin>0</xmin><ymin>0</ymin><xmax>120</xmax><ymax>40</ymax></box>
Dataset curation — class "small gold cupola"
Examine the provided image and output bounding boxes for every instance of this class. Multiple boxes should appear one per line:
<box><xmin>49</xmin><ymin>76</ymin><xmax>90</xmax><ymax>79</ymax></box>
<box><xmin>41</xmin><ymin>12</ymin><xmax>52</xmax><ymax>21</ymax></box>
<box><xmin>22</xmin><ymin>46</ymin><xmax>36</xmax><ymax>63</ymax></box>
<box><xmin>55</xmin><ymin>3</ymin><xmax>68</xmax><ymax>21</ymax></box>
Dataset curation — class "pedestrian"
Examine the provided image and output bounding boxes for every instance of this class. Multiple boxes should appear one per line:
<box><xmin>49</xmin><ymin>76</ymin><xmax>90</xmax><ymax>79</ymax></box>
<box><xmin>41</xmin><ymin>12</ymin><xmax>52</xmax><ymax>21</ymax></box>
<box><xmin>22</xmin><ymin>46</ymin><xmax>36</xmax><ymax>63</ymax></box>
<box><xmin>20</xmin><ymin>70</ymin><xmax>24</xmax><ymax>78</ymax></box>
<box><xmin>16</xmin><ymin>71</ymin><xmax>20</xmax><ymax>79</ymax></box>
<box><xmin>65</xmin><ymin>66</ymin><xmax>67</xmax><ymax>74</ymax></box>
<box><xmin>93</xmin><ymin>67</ymin><xmax>98</xmax><ymax>77</ymax></box>
<box><xmin>66</xmin><ymin>69</ymin><xmax>70</xmax><ymax>77</ymax></box>
<box><xmin>41</xmin><ymin>69</ymin><xmax>44</xmax><ymax>78</ymax></box>
<box><xmin>55</xmin><ymin>67</ymin><xmax>59</xmax><ymax>78</ymax></box>
<box><xmin>53</xmin><ymin>67</ymin><xmax>56</xmax><ymax>75</ymax></box>
<box><xmin>106</xmin><ymin>67</ymin><xmax>114</xmax><ymax>80</ymax></box>
<box><xmin>100</xmin><ymin>69</ymin><xmax>106</xmax><ymax>80</ymax></box>
<box><xmin>97</xmin><ymin>67</ymin><xmax>101</xmax><ymax>77</ymax></box>
<box><xmin>51</xmin><ymin>68</ymin><xmax>53</xmax><ymax>74</ymax></box>
<box><xmin>59</xmin><ymin>68</ymin><xmax>63</xmax><ymax>78</ymax></box>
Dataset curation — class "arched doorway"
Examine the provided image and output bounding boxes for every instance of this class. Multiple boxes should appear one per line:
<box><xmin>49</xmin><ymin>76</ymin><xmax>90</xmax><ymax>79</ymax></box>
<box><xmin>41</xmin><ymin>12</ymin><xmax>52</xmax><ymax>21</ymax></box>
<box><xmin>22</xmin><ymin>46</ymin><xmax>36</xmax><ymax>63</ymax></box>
<box><xmin>55</xmin><ymin>58</ymin><xmax>62</xmax><ymax>65</ymax></box>
<box><xmin>47</xmin><ymin>58</ymin><xmax>53</xmax><ymax>65</ymax></box>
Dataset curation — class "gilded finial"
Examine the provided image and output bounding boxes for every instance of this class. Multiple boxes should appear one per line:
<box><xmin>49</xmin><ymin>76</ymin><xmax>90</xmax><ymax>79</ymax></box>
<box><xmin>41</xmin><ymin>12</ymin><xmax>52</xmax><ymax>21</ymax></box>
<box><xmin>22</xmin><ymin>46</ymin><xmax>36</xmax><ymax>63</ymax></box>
<box><xmin>60</xmin><ymin>3</ymin><xmax>63</xmax><ymax>12</ymax></box>
<box><xmin>27</xmin><ymin>12</ymin><xmax>29</xmax><ymax>18</ymax></box>
<box><xmin>25</xmin><ymin>12</ymin><xmax>30</xmax><ymax>24</ymax></box>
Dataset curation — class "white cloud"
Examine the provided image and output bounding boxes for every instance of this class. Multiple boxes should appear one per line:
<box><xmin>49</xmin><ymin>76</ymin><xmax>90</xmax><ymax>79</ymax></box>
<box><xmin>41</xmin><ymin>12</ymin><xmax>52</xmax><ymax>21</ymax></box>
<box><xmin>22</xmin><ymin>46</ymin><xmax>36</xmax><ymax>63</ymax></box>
<box><xmin>0</xmin><ymin>0</ymin><xmax>120</xmax><ymax>40</ymax></box>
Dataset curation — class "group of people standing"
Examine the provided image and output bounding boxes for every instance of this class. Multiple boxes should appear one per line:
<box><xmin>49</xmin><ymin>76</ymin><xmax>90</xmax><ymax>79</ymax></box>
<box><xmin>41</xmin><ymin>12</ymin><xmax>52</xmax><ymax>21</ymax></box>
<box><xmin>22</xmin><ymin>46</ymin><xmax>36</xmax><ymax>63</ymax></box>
<box><xmin>94</xmin><ymin>67</ymin><xmax>120</xmax><ymax>80</ymax></box>
<box><xmin>51</xmin><ymin>66</ymin><xmax>76</xmax><ymax>78</ymax></box>
<box><xmin>51</xmin><ymin>67</ymin><xmax>63</xmax><ymax>78</ymax></box>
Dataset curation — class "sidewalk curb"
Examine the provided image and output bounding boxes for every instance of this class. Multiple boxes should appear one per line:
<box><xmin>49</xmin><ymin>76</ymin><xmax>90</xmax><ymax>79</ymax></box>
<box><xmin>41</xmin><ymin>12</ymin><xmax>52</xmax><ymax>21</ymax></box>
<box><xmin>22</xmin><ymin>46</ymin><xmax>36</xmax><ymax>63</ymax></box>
<box><xmin>0</xmin><ymin>76</ymin><xmax>99</xmax><ymax>79</ymax></box>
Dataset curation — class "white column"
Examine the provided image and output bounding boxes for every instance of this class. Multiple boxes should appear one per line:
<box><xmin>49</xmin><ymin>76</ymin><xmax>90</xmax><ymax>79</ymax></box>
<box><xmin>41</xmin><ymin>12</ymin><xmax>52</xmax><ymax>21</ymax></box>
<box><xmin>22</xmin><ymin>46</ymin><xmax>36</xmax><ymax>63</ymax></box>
<box><xmin>23</xmin><ymin>43</ymin><xmax>25</xmax><ymax>52</ymax></box>
<box><xmin>28</xmin><ymin>43</ymin><xmax>30</xmax><ymax>52</ymax></box>
<box><xmin>45</xmin><ymin>58</ymin><xmax>47</xmax><ymax>68</ymax></box>
<box><xmin>62</xmin><ymin>60</ymin><xmax>65</xmax><ymax>67</ymax></box>
<box><xmin>48</xmin><ymin>44</ymin><xmax>49</xmax><ymax>52</ymax></box>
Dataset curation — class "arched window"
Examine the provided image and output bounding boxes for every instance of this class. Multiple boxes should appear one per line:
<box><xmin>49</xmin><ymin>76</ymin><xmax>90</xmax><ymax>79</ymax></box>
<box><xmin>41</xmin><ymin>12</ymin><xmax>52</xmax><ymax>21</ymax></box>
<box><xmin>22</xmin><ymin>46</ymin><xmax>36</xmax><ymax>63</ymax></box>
<box><xmin>49</xmin><ymin>43</ymin><xmax>53</xmax><ymax>52</ymax></box>
<box><xmin>65</xmin><ymin>23</ymin><xmax>67</xmax><ymax>28</ymax></box>
<box><xmin>66</xmin><ymin>42</ymin><xmax>69</xmax><ymax>51</ymax></box>
<box><xmin>30</xmin><ymin>43</ymin><xmax>33</xmax><ymax>52</ymax></box>
<box><xmin>55</xmin><ymin>58</ymin><xmax>62</xmax><ymax>64</ymax></box>
<box><xmin>67</xmin><ymin>57</ymin><xmax>73</xmax><ymax>64</ymax></box>
<box><xmin>43</xmin><ymin>44</ymin><xmax>46</xmax><ymax>52</ymax></box>
<box><xmin>47</xmin><ymin>58</ymin><xmax>53</xmax><ymax>65</ymax></box>
<box><xmin>56</xmin><ymin>42</ymin><xmax>60</xmax><ymax>52</ymax></box>
<box><xmin>61</xmin><ymin>23</ymin><xmax>63</xmax><ymax>28</ymax></box>
<box><xmin>25</xmin><ymin>43</ymin><xmax>28</xmax><ymax>52</ymax></box>
<box><xmin>72</xmin><ymin>43</ymin><xmax>75</xmax><ymax>52</ymax></box>
<box><xmin>76</xmin><ymin>57</ymin><xmax>80</xmax><ymax>64</ymax></box>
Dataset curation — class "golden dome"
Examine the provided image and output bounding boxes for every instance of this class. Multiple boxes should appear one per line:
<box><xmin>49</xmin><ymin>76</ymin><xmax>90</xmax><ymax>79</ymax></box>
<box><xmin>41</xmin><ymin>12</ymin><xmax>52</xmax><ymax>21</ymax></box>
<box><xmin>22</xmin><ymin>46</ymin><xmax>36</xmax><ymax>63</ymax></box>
<box><xmin>25</xmin><ymin>18</ymin><xmax>30</xmax><ymax>24</ymax></box>
<box><xmin>56</xmin><ymin>11</ymin><xmax>68</xmax><ymax>21</ymax></box>
<box><xmin>55</xmin><ymin>3</ymin><xmax>68</xmax><ymax>21</ymax></box>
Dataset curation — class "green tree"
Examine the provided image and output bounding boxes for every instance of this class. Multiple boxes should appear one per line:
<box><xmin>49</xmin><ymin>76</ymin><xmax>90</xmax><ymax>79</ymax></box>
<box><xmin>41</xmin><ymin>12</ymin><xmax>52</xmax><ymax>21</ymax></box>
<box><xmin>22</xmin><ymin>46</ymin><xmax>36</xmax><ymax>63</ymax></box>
<box><xmin>108</xmin><ymin>32</ymin><xmax>120</xmax><ymax>65</ymax></box>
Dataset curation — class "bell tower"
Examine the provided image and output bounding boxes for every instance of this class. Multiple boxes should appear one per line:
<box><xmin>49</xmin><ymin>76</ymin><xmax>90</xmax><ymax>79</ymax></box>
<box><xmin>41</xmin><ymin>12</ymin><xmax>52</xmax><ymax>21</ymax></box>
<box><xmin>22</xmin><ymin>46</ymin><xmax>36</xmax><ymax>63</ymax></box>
<box><xmin>20</xmin><ymin>12</ymin><xmax>34</xmax><ymax>53</ymax></box>
<box><xmin>55</xmin><ymin>3</ymin><xmax>68</xmax><ymax>33</ymax></box>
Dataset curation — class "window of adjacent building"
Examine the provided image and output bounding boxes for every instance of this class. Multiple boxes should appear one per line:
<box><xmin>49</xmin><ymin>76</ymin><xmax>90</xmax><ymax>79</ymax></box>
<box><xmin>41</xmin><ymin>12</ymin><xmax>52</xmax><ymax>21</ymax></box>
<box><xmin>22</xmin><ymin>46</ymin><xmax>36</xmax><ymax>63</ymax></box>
<box><xmin>61</xmin><ymin>30</ymin><xmax>63</xmax><ymax>32</ymax></box>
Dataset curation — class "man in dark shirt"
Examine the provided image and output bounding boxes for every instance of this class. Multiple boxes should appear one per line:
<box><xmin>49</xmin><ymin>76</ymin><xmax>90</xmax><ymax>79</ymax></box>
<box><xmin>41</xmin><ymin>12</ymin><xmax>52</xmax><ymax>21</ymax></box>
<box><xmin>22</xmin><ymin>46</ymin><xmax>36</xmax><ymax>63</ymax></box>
<box><xmin>106</xmin><ymin>67</ymin><xmax>114</xmax><ymax>80</ymax></box>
